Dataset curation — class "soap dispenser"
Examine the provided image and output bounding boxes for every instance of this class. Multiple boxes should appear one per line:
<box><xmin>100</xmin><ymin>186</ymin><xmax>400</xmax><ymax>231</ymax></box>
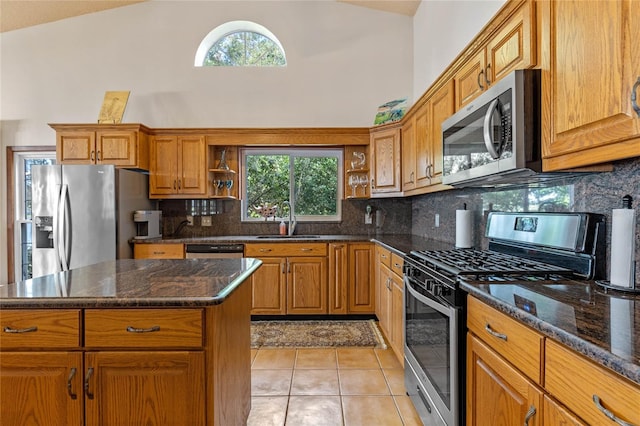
<box><xmin>279</xmin><ymin>220</ymin><xmax>287</xmax><ymax>236</ymax></box>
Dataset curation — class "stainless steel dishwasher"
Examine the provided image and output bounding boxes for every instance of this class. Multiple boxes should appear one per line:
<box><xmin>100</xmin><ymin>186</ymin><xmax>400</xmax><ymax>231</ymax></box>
<box><xmin>184</xmin><ymin>243</ymin><xmax>244</xmax><ymax>259</ymax></box>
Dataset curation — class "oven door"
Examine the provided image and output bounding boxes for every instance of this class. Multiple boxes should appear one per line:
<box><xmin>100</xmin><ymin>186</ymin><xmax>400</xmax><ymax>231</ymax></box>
<box><xmin>404</xmin><ymin>276</ymin><xmax>461</xmax><ymax>426</ymax></box>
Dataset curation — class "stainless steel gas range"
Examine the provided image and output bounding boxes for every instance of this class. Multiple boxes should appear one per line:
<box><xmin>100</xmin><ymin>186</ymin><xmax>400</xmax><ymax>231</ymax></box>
<box><xmin>403</xmin><ymin>212</ymin><xmax>606</xmax><ymax>426</ymax></box>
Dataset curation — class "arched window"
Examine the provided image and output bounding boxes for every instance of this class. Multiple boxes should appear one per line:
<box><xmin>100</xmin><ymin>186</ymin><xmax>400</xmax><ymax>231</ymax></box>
<box><xmin>194</xmin><ymin>21</ymin><xmax>286</xmax><ymax>67</ymax></box>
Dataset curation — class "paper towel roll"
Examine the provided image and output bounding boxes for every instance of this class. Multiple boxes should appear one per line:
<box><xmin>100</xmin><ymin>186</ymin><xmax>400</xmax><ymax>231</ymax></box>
<box><xmin>456</xmin><ymin>209</ymin><xmax>473</xmax><ymax>248</ymax></box>
<box><xmin>610</xmin><ymin>208</ymin><xmax>636</xmax><ymax>288</ymax></box>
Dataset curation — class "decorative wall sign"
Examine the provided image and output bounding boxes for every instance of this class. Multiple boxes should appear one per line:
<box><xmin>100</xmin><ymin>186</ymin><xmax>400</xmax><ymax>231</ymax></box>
<box><xmin>98</xmin><ymin>91</ymin><xmax>130</xmax><ymax>124</ymax></box>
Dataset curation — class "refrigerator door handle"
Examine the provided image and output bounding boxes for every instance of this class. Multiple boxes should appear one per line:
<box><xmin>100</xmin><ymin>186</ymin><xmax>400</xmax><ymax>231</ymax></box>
<box><xmin>57</xmin><ymin>184</ymin><xmax>70</xmax><ymax>271</ymax></box>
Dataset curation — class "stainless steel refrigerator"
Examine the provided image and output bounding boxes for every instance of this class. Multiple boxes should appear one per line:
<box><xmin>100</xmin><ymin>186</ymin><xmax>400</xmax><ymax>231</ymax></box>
<box><xmin>31</xmin><ymin>165</ymin><xmax>154</xmax><ymax>278</ymax></box>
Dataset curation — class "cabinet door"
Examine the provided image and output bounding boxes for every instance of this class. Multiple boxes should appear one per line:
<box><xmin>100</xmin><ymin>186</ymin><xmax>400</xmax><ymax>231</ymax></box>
<box><xmin>348</xmin><ymin>243</ymin><xmax>374</xmax><ymax>313</ymax></box>
<box><xmin>84</xmin><ymin>351</ymin><xmax>205</xmax><ymax>426</ymax></box>
<box><xmin>390</xmin><ymin>276</ymin><xmax>404</xmax><ymax>363</ymax></box>
<box><xmin>427</xmin><ymin>80</ymin><xmax>455</xmax><ymax>185</ymax></box>
<box><xmin>543</xmin><ymin>396</ymin><xmax>586</xmax><ymax>426</ymax></box>
<box><xmin>250</xmin><ymin>257</ymin><xmax>287</xmax><ymax>315</ymax></box>
<box><xmin>370</xmin><ymin>126</ymin><xmax>401</xmax><ymax>194</ymax></box>
<box><xmin>0</xmin><ymin>352</ymin><xmax>83</xmax><ymax>426</ymax></box>
<box><xmin>150</xmin><ymin>135</ymin><xmax>178</xmax><ymax>195</ymax></box>
<box><xmin>401</xmin><ymin>116</ymin><xmax>416</xmax><ymax>191</ymax></box>
<box><xmin>413</xmin><ymin>104</ymin><xmax>430</xmax><ymax>189</ymax></box>
<box><xmin>57</xmin><ymin>131</ymin><xmax>96</xmax><ymax>164</ymax></box>
<box><xmin>177</xmin><ymin>135</ymin><xmax>207</xmax><ymax>195</ymax></box>
<box><xmin>467</xmin><ymin>334</ymin><xmax>543</xmax><ymax>426</ymax></box>
<box><xmin>455</xmin><ymin>50</ymin><xmax>487</xmax><ymax>110</ymax></box>
<box><xmin>287</xmin><ymin>257</ymin><xmax>327</xmax><ymax>314</ymax></box>
<box><xmin>377</xmin><ymin>263</ymin><xmax>393</xmax><ymax>341</ymax></box>
<box><xmin>328</xmin><ymin>243</ymin><xmax>348</xmax><ymax>314</ymax></box>
<box><xmin>542</xmin><ymin>0</ymin><xmax>640</xmax><ymax>170</ymax></box>
<box><xmin>96</xmin><ymin>130</ymin><xmax>136</xmax><ymax>166</ymax></box>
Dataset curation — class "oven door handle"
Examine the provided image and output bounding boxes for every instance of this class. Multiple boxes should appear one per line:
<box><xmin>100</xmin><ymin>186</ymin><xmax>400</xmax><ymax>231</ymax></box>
<box><xmin>404</xmin><ymin>277</ymin><xmax>455</xmax><ymax>317</ymax></box>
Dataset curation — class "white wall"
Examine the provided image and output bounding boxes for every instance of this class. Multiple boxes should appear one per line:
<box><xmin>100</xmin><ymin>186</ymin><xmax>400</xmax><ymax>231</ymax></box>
<box><xmin>413</xmin><ymin>0</ymin><xmax>506</xmax><ymax>100</ymax></box>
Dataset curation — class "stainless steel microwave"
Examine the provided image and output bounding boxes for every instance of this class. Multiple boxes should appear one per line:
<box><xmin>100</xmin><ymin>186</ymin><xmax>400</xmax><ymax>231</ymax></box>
<box><xmin>441</xmin><ymin>69</ymin><xmax>542</xmax><ymax>187</ymax></box>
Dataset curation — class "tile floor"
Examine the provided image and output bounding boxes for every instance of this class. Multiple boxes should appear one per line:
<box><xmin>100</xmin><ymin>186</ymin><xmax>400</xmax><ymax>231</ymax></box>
<box><xmin>248</xmin><ymin>346</ymin><xmax>422</xmax><ymax>426</ymax></box>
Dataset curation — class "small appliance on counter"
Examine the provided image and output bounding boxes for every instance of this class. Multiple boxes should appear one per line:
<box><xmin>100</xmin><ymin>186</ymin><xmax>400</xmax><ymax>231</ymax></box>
<box><xmin>134</xmin><ymin>210</ymin><xmax>162</xmax><ymax>239</ymax></box>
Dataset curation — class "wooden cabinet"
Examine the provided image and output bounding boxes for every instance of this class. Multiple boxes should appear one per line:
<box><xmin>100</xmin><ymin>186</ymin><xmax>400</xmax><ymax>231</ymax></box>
<box><xmin>541</xmin><ymin>0</ymin><xmax>640</xmax><ymax>170</ymax></box>
<box><xmin>454</xmin><ymin>0</ymin><xmax>536</xmax><ymax>109</ymax></box>
<box><xmin>246</xmin><ymin>243</ymin><xmax>328</xmax><ymax>315</ymax></box>
<box><xmin>543</xmin><ymin>395</ymin><xmax>587</xmax><ymax>426</ymax></box>
<box><xmin>403</xmin><ymin>80</ymin><xmax>455</xmax><ymax>195</ymax></box>
<box><xmin>545</xmin><ymin>339</ymin><xmax>640</xmax><ymax>426</ymax></box>
<box><xmin>344</xmin><ymin>145</ymin><xmax>370</xmax><ymax>199</ymax></box>
<box><xmin>329</xmin><ymin>243</ymin><xmax>374</xmax><ymax>314</ymax></box>
<box><xmin>134</xmin><ymin>243</ymin><xmax>184</xmax><ymax>259</ymax></box>
<box><xmin>208</xmin><ymin>145</ymin><xmax>238</xmax><ymax>199</ymax></box>
<box><xmin>51</xmin><ymin>124</ymin><xmax>150</xmax><ymax>170</ymax></box>
<box><xmin>370</xmin><ymin>124</ymin><xmax>402</xmax><ymax>196</ymax></box>
<box><xmin>375</xmin><ymin>245</ymin><xmax>404</xmax><ymax>362</ymax></box>
<box><xmin>467</xmin><ymin>334</ymin><xmax>544</xmax><ymax>426</ymax></box>
<box><xmin>149</xmin><ymin>134</ymin><xmax>207</xmax><ymax>198</ymax></box>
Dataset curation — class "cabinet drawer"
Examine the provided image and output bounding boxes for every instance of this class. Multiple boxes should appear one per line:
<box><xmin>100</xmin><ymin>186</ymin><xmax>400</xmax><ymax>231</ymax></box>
<box><xmin>134</xmin><ymin>243</ymin><xmax>184</xmax><ymax>259</ymax></box>
<box><xmin>85</xmin><ymin>309</ymin><xmax>203</xmax><ymax>348</ymax></box>
<box><xmin>545</xmin><ymin>340</ymin><xmax>640</xmax><ymax>426</ymax></box>
<box><xmin>245</xmin><ymin>243</ymin><xmax>327</xmax><ymax>257</ymax></box>
<box><xmin>376</xmin><ymin>245</ymin><xmax>392</xmax><ymax>269</ymax></box>
<box><xmin>390</xmin><ymin>253</ymin><xmax>404</xmax><ymax>280</ymax></box>
<box><xmin>467</xmin><ymin>297</ymin><xmax>543</xmax><ymax>384</ymax></box>
<box><xmin>0</xmin><ymin>310</ymin><xmax>80</xmax><ymax>349</ymax></box>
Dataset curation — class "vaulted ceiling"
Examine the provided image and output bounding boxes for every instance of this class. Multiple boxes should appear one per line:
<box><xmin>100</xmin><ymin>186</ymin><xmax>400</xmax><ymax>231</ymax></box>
<box><xmin>0</xmin><ymin>0</ymin><xmax>421</xmax><ymax>33</ymax></box>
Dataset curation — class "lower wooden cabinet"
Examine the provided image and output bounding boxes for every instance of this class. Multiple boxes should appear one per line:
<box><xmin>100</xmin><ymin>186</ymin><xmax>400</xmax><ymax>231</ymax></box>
<box><xmin>249</xmin><ymin>257</ymin><xmax>287</xmax><ymax>314</ymax></box>
<box><xmin>0</xmin><ymin>351</ymin><xmax>83</xmax><ymax>426</ymax></box>
<box><xmin>328</xmin><ymin>243</ymin><xmax>375</xmax><ymax>314</ymax></box>
<box><xmin>375</xmin><ymin>245</ymin><xmax>404</xmax><ymax>363</ymax></box>
<box><xmin>467</xmin><ymin>334</ymin><xmax>544</xmax><ymax>426</ymax></box>
<box><xmin>134</xmin><ymin>243</ymin><xmax>184</xmax><ymax>259</ymax></box>
<box><xmin>543</xmin><ymin>395</ymin><xmax>586</xmax><ymax>426</ymax></box>
<box><xmin>84</xmin><ymin>351</ymin><xmax>205</xmax><ymax>425</ymax></box>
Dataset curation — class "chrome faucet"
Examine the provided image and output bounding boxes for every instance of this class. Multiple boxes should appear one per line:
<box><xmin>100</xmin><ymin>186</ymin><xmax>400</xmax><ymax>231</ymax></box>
<box><xmin>282</xmin><ymin>201</ymin><xmax>296</xmax><ymax>236</ymax></box>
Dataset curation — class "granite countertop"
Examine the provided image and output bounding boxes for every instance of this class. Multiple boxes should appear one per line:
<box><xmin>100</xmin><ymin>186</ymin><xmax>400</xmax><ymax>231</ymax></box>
<box><xmin>462</xmin><ymin>281</ymin><xmax>640</xmax><ymax>385</ymax></box>
<box><xmin>134</xmin><ymin>234</ymin><xmax>454</xmax><ymax>256</ymax></box>
<box><xmin>0</xmin><ymin>258</ymin><xmax>262</xmax><ymax>309</ymax></box>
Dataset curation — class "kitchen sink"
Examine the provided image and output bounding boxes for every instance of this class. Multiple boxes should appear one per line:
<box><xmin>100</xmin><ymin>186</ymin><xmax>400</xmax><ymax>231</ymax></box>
<box><xmin>255</xmin><ymin>235</ymin><xmax>321</xmax><ymax>239</ymax></box>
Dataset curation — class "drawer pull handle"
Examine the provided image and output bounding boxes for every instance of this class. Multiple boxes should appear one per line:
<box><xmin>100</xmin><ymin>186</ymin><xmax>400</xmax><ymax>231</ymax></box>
<box><xmin>126</xmin><ymin>325</ymin><xmax>161</xmax><ymax>333</ymax></box>
<box><xmin>3</xmin><ymin>326</ymin><xmax>38</xmax><ymax>334</ymax></box>
<box><xmin>593</xmin><ymin>395</ymin><xmax>635</xmax><ymax>426</ymax></box>
<box><xmin>394</xmin><ymin>263</ymin><xmax>402</xmax><ymax>268</ymax></box>
<box><xmin>523</xmin><ymin>405</ymin><xmax>536</xmax><ymax>426</ymax></box>
<box><xmin>152</xmin><ymin>251</ymin><xmax>165</xmax><ymax>255</ymax></box>
<box><xmin>259</xmin><ymin>248</ymin><xmax>272</xmax><ymax>253</ymax></box>
<box><xmin>67</xmin><ymin>367</ymin><xmax>78</xmax><ymax>400</ymax></box>
<box><xmin>84</xmin><ymin>367</ymin><xmax>94</xmax><ymax>399</ymax></box>
<box><xmin>484</xmin><ymin>324</ymin><xmax>507</xmax><ymax>341</ymax></box>
<box><xmin>301</xmin><ymin>248</ymin><xmax>313</xmax><ymax>252</ymax></box>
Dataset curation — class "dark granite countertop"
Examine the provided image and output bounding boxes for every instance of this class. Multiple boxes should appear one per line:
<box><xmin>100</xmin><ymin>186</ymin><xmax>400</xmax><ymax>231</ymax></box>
<box><xmin>0</xmin><ymin>258</ymin><xmax>262</xmax><ymax>309</ymax></box>
<box><xmin>461</xmin><ymin>281</ymin><xmax>640</xmax><ymax>385</ymax></box>
<box><xmin>133</xmin><ymin>234</ymin><xmax>453</xmax><ymax>256</ymax></box>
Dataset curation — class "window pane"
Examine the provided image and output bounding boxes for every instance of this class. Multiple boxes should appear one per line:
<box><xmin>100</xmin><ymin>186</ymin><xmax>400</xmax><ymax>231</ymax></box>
<box><xmin>293</xmin><ymin>156</ymin><xmax>338</xmax><ymax>216</ymax></box>
<box><xmin>245</xmin><ymin>154</ymin><xmax>290</xmax><ymax>219</ymax></box>
<box><xmin>23</xmin><ymin>158</ymin><xmax>55</xmax><ymax>220</ymax></box>
<box><xmin>205</xmin><ymin>31</ymin><xmax>286</xmax><ymax>67</ymax></box>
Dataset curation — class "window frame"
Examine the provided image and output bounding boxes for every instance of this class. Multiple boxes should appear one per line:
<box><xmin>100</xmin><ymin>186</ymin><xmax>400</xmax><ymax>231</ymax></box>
<box><xmin>240</xmin><ymin>147</ymin><xmax>343</xmax><ymax>223</ymax></box>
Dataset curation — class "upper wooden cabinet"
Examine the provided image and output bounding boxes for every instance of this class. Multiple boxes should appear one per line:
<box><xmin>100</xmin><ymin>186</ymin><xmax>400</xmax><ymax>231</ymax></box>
<box><xmin>370</xmin><ymin>124</ymin><xmax>402</xmax><ymax>196</ymax></box>
<box><xmin>149</xmin><ymin>135</ymin><xmax>207</xmax><ymax>198</ymax></box>
<box><xmin>50</xmin><ymin>124</ymin><xmax>150</xmax><ymax>170</ymax></box>
<box><xmin>541</xmin><ymin>0</ymin><xmax>640</xmax><ymax>170</ymax></box>
<box><xmin>454</xmin><ymin>0</ymin><xmax>536</xmax><ymax>109</ymax></box>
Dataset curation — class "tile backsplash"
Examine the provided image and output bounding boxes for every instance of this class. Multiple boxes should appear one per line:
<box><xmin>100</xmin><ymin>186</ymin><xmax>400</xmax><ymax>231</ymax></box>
<box><xmin>159</xmin><ymin>157</ymin><xmax>639</xmax><ymax>284</ymax></box>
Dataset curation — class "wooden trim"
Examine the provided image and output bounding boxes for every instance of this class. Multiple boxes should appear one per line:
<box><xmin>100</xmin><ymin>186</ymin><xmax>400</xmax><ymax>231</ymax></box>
<box><xmin>5</xmin><ymin>146</ymin><xmax>55</xmax><ymax>284</ymax></box>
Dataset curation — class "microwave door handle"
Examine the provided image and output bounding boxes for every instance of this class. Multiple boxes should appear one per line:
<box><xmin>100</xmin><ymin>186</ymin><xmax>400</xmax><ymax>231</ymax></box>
<box><xmin>483</xmin><ymin>98</ymin><xmax>502</xmax><ymax>159</ymax></box>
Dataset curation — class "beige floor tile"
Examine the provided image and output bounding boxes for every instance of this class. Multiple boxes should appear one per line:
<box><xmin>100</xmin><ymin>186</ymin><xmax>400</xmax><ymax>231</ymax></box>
<box><xmin>290</xmin><ymin>369</ymin><xmax>340</xmax><ymax>396</ymax></box>
<box><xmin>394</xmin><ymin>395</ymin><xmax>423</xmax><ymax>426</ymax></box>
<box><xmin>375</xmin><ymin>347</ymin><xmax>402</xmax><ymax>369</ymax></box>
<box><xmin>382</xmin><ymin>368</ymin><xmax>406</xmax><ymax>395</ymax></box>
<box><xmin>252</xmin><ymin>348</ymin><xmax>297</xmax><ymax>369</ymax></box>
<box><xmin>336</xmin><ymin>348</ymin><xmax>380</xmax><ymax>369</ymax></box>
<box><xmin>295</xmin><ymin>348</ymin><xmax>337</xmax><ymax>369</ymax></box>
<box><xmin>342</xmin><ymin>396</ymin><xmax>403</xmax><ymax>426</ymax></box>
<box><xmin>251</xmin><ymin>369</ymin><xmax>293</xmax><ymax>396</ymax></box>
<box><xmin>247</xmin><ymin>396</ymin><xmax>288</xmax><ymax>426</ymax></box>
<box><xmin>339</xmin><ymin>369</ymin><xmax>390</xmax><ymax>396</ymax></box>
<box><xmin>285</xmin><ymin>396</ymin><xmax>343</xmax><ymax>426</ymax></box>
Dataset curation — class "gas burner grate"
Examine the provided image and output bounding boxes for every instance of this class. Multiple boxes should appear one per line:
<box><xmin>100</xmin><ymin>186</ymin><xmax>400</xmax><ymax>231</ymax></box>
<box><xmin>408</xmin><ymin>249</ymin><xmax>574</xmax><ymax>278</ymax></box>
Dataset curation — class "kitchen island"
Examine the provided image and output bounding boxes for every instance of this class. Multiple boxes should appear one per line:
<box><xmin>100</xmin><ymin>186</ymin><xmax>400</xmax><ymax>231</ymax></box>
<box><xmin>0</xmin><ymin>258</ymin><xmax>262</xmax><ymax>426</ymax></box>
